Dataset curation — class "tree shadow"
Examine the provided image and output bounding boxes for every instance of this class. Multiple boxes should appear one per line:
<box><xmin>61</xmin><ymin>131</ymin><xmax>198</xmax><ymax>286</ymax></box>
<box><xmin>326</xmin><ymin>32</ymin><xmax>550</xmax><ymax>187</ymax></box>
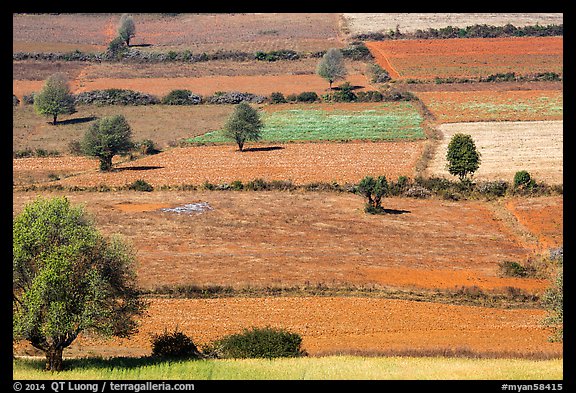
<box><xmin>242</xmin><ymin>146</ymin><xmax>284</xmax><ymax>152</ymax></box>
<box><xmin>129</xmin><ymin>43</ymin><xmax>152</xmax><ymax>48</ymax></box>
<box><xmin>332</xmin><ymin>85</ymin><xmax>364</xmax><ymax>91</ymax></box>
<box><xmin>55</xmin><ymin>116</ymin><xmax>97</xmax><ymax>125</ymax></box>
<box><xmin>114</xmin><ymin>166</ymin><xmax>163</xmax><ymax>172</ymax></box>
<box><xmin>382</xmin><ymin>208</ymin><xmax>411</xmax><ymax>215</ymax></box>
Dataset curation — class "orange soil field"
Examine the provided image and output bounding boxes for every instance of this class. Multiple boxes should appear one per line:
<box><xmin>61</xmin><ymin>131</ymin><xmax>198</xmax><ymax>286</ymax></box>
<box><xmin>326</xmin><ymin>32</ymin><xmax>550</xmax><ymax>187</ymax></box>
<box><xmin>366</xmin><ymin>37</ymin><xmax>563</xmax><ymax>81</ymax></box>
<box><xmin>43</xmin><ymin>141</ymin><xmax>424</xmax><ymax>187</ymax></box>
<box><xmin>13</xmin><ymin>73</ymin><xmax>374</xmax><ymax>100</ymax></box>
<box><xmin>12</xmin><ymin>191</ymin><xmax>553</xmax><ymax>293</ymax></box>
<box><xmin>504</xmin><ymin>196</ymin><xmax>563</xmax><ymax>252</ymax></box>
<box><xmin>14</xmin><ymin>297</ymin><xmax>561</xmax><ymax>359</ymax></box>
<box><xmin>13</xmin><ymin>13</ymin><xmax>343</xmax><ymax>53</ymax></box>
<box><xmin>415</xmin><ymin>90</ymin><xmax>563</xmax><ymax>123</ymax></box>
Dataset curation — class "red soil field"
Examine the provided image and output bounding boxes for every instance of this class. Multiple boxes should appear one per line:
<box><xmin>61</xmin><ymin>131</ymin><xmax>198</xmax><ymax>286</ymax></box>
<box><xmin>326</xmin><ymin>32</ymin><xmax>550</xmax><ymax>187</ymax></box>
<box><xmin>415</xmin><ymin>90</ymin><xmax>563</xmax><ymax>122</ymax></box>
<box><xmin>366</xmin><ymin>37</ymin><xmax>563</xmax><ymax>81</ymax></box>
<box><xmin>12</xmin><ymin>191</ymin><xmax>549</xmax><ymax>294</ymax></box>
<box><xmin>49</xmin><ymin>141</ymin><xmax>425</xmax><ymax>188</ymax></box>
<box><xmin>15</xmin><ymin>297</ymin><xmax>561</xmax><ymax>359</ymax></box>
<box><xmin>504</xmin><ymin>196</ymin><xmax>563</xmax><ymax>252</ymax></box>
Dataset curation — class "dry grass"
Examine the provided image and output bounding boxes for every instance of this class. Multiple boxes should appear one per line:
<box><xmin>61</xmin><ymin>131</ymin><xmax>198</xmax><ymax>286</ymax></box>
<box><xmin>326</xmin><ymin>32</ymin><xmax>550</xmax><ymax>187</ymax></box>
<box><xmin>427</xmin><ymin>120</ymin><xmax>563</xmax><ymax>184</ymax></box>
<box><xmin>342</xmin><ymin>13</ymin><xmax>563</xmax><ymax>36</ymax></box>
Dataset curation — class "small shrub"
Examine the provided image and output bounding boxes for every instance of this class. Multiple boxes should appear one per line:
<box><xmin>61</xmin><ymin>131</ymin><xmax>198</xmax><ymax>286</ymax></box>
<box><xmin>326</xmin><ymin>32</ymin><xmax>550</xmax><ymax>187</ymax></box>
<box><xmin>128</xmin><ymin>179</ymin><xmax>154</xmax><ymax>192</ymax></box>
<box><xmin>296</xmin><ymin>92</ymin><xmax>319</xmax><ymax>102</ymax></box>
<box><xmin>270</xmin><ymin>92</ymin><xmax>287</xmax><ymax>104</ymax></box>
<box><xmin>356</xmin><ymin>90</ymin><xmax>383</xmax><ymax>102</ymax></box>
<box><xmin>208</xmin><ymin>326</ymin><xmax>306</xmax><ymax>359</ymax></box>
<box><xmin>161</xmin><ymin>89</ymin><xmax>202</xmax><ymax>105</ymax></box>
<box><xmin>13</xmin><ymin>95</ymin><xmax>20</xmax><ymax>106</ymax></box>
<box><xmin>245</xmin><ymin>178</ymin><xmax>269</xmax><ymax>191</ymax></box>
<box><xmin>499</xmin><ymin>261</ymin><xmax>531</xmax><ymax>277</ymax></box>
<box><xmin>331</xmin><ymin>82</ymin><xmax>357</xmax><ymax>102</ymax></box>
<box><xmin>137</xmin><ymin>139</ymin><xmax>160</xmax><ymax>155</ymax></box>
<box><xmin>151</xmin><ymin>328</ymin><xmax>202</xmax><ymax>359</ymax></box>
<box><xmin>285</xmin><ymin>93</ymin><xmax>298</xmax><ymax>102</ymax></box>
<box><xmin>514</xmin><ymin>170</ymin><xmax>535</xmax><ymax>189</ymax></box>
<box><xmin>230</xmin><ymin>180</ymin><xmax>244</xmax><ymax>190</ymax></box>
<box><xmin>476</xmin><ymin>180</ymin><xmax>509</xmax><ymax>197</ymax></box>
<box><xmin>22</xmin><ymin>93</ymin><xmax>35</xmax><ymax>105</ymax></box>
<box><xmin>404</xmin><ymin>185</ymin><xmax>431</xmax><ymax>199</ymax></box>
<box><xmin>67</xmin><ymin>140</ymin><xmax>83</xmax><ymax>155</ymax></box>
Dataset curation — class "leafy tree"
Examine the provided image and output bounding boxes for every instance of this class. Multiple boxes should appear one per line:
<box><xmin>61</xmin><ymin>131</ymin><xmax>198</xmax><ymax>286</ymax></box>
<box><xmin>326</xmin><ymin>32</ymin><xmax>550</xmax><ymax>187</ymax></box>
<box><xmin>542</xmin><ymin>261</ymin><xmax>563</xmax><ymax>342</ymax></box>
<box><xmin>82</xmin><ymin>115</ymin><xmax>133</xmax><ymax>171</ymax></box>
<box><xmin>358</xmin><ymin>175</ymin><xmax>388</xmax><ymax>213</ymax></box>
<box><xmin>316</xmin><ymin>48</ymin><xmax>347</xmax><ymax>90</ymax></box>
<box><xmin>446</xmin><ymin>133</ymin><xmax>481</xmax><ymax>181</ymax></box>
<box><xmin>33</xmin><ymin>73</ymin><xmax>76</xmax><ymax>125</ymax></box>
<box><xmin>13</xmin><ymin>197</ymin><xmax>147</xmax><ymax>371</ymax></box>
<box><xmin>223</xmin><ymin>102</ymin><xmax>263</xmax><ymax>151</ymax></box>
<box><xmin>118</xmin><ymin>14</ymin><xmax>136</xmax><ymax>47</ymax></box>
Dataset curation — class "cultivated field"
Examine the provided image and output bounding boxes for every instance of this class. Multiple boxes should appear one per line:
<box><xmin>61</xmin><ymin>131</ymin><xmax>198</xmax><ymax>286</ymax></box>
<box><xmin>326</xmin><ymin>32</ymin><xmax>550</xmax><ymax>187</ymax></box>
<box><xmin>366</xmin><ymin>37</ymin><xmax>563</xmax><ymax>81</ymax></box>
<box><xmin>341</xmin><ymin>13</ymin><xmax>563</xmax><ymax>36</ymax></box>
<box><xmin>31</xmin><ymin>141</ymin><xmax>425</xmax><ymax>187</ymax></box>
<box><xmin>415</xmin><ymin>90</ymin><xmax>563</xmax><ymax>123</ymax></box>
<box><xmin>427</xmin><ymin>121</ymin><xmax>563</xmax><ymax>184</ymax></box>
<box><xmin>13</xmin><ymin>13</ymin><xmax>344</xmax><ymax>53</ymax></box>
<box><xmin>12</xmin><ymin>191</ymin><xmax>555</xmax><ymax>293</ymax></box>
<box><xmin>14</xmin><ymin>297</ymin><xmax>562</xmax><ymax>360</ymax></box>
<box><xmin>12</xmin><ymin>12</ymin><xmax>564</xmax><ymax>378</ymax></box>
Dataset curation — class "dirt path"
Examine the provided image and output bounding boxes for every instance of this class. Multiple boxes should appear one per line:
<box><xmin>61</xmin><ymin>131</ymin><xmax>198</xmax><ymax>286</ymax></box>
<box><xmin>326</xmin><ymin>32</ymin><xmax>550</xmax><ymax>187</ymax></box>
<box><xmin>365</xmin><ymin>41</ymin><xmax>401</xmax><ymax>79</ymax></box>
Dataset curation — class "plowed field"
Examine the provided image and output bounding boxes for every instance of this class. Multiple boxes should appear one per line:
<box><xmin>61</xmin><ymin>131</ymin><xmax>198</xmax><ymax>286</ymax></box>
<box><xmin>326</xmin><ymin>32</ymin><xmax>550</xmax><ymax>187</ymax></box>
<box><xmin>366</xmin><ymin>37</ymin><xmax>563</xmax><ymax>81</ymax></box>
<box><xmin>12</xmin><ymin>191</ymin><xmax>552</xmax><ymax>293</ymax></box>
<box><xmin>13</xmin><ymin>13</ymin><xmax>343</xmax><ymax>53</ymax></box>
<box><xmin>46</xmin><ymin>141</ymin><xmax>424</xmax><ymax>187</ymax></box>
<box><xmin>416</xmin><ymin>90</ymin><xmax>563</xmax><ymax>123</ymax></box>
<box><xmin>428</xmin><ymin>121</ymin><xmax>563</xmax><ymax>184</ymax></box>
<box><xmin>14</xmin><ymin>297</ymin><xmax>562</xmax><ymax>359</ymax></box>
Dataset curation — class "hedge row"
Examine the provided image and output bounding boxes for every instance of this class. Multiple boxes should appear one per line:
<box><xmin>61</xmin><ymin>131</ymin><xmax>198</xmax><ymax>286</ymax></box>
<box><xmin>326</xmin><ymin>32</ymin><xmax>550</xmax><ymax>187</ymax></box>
<box><xmin>13</xmin><ymin>42</ymin><xmax>372</xmax><ymax>63</ymax></box>
<box><xmin>21</xmin><ymin>87</ymin><xmax>412</xmax><ymax>106</ymax></box>
<box><xmin>17</xmin><ymin>175</ymin><xmax>562</xmax><ymax>200</ymax></box>
<box><xmin>353</xmin><ymin>23</ymin><xmax>563</xmax><ymax>41</ymax></box>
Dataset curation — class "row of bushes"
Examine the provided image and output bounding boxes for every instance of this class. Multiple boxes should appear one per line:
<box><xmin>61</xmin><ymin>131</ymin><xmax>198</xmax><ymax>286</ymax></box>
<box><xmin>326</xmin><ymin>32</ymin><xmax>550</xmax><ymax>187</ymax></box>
<box><xmin>13</xmin><ymin>42</ymin><xmax>373</xmax><ymax>63</ymax></box>
<box><xmin>425</xmin><ymin>72</ymin><xmax>562</xmax><ymax>85</ymax></box>
<box><xmin>151</xmin><ymin>326</ymin><xmax>306</xmax><ymax>360</ymax></box>
<box><xmin>20</xmin><ymin>86</ymin><xmax>414</xmax><ymax>107</ymax></box>
<box><xmin>21</xmin><ymin>173</ymin><xmax>562</xmax><ymax>200</ymax></box>
<box><xmin>353</xmin><ymin>23</ymin><xmax>563</xmax><ymax>41</ymax></box>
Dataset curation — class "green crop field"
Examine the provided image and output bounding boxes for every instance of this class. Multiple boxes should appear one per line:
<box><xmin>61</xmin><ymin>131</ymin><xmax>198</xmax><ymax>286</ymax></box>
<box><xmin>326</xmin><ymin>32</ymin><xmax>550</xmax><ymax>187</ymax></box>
<box><xmin>186</xmin><ymin>102</ymin><xmax>425</xmax><ymax>144</ymax></box>
<box><xmin>13</xmin><ymin>356</ymin><xmax>562</xmax><ymax>380</ymax></box>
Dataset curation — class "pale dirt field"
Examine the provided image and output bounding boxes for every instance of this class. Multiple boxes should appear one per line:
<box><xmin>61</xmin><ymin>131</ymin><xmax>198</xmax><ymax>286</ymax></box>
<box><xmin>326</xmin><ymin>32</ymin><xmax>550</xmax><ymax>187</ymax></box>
<box><xmin>427</xmin><ymin>120</ymin><xmax>563</xmax><ymax>184</ymax></box>
<box><xmin>341</xmin><ymin>13</ymin><xmax>563</xmax><ymax>35</ymax></box>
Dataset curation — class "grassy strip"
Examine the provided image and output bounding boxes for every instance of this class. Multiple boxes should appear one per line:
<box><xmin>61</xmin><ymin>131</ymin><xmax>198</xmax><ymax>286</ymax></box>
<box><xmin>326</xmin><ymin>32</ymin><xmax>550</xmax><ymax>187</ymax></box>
<box><xmin>144</xmin><ymin>283</ymin><xmax>541</xmax><ymax>309</ymax></box>
<box><xmin>187</xmin><ymin>103</ymin><xmax>425</xmax><ymax>144</ymax></box>
<box><xmin>13</xmin><ymin>356</ymin><xmax>562</xmax><ymax>380</ymax></box>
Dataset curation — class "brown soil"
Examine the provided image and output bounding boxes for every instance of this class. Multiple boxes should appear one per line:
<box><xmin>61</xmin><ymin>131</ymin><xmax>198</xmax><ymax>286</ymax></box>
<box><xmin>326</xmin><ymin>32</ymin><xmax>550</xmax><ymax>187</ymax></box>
<box><xmin>14</xmin><ymin>297</ymin><xmax>562</xmax><ymax>359</ymax></box>
<box><xmin>13</xmin><ymin>13</ymin><xmax>344</xmax><ymax>53</ymax></box>
<box><xmin>49</xmin><ymin>141</ymin><xmax>424</xmax><ymax>187</ymax></box>
<box><xmin>13</xmin><ymin>191</ymin><xmax>553</xmax><ymax>294</ymax></box>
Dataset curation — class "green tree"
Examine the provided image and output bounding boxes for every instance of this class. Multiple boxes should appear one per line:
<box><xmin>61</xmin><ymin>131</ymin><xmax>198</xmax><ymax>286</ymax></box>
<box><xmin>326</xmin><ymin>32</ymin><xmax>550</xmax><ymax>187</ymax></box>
<box><xmin>223</xmin><ymin>102</ymin><xmax>263</xmax><ymax>151</ymax></box>
<box><xmin>33</xmin><ymin>73</ymin><xmax>76</xmax><ymax>125</ymax></box>
<box><xmin>13</xmin><ymin>197</ymin><xmax>147</xmax><ymax>371</ymax></box>
<box><xmin>358</xmin><ymin>175</ymin><xmax>388</xmax><ymax>213</ymax></box>
<box><xmin>316</xmin><ymin>48</ymin><xmax>347</xmax><ymax>90</ymax></box>
<box><xmin>446</xmin><ymin>133</ymin><xmax>481</xmax><ymax>181</ymax></box>
<box><xmin>82</xmin><ymin>115</ymin><xmax>134</xmax><ymax>171</ymax></box>
<box><xmin>542</xmin><ymin>261</ymin><xmax>563</xmax><ymax>342</ymax></box>
<box><xmin>118</xmin><ymin>14</ymin><xmax>136</xmax><ymax>47</ymax></box>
